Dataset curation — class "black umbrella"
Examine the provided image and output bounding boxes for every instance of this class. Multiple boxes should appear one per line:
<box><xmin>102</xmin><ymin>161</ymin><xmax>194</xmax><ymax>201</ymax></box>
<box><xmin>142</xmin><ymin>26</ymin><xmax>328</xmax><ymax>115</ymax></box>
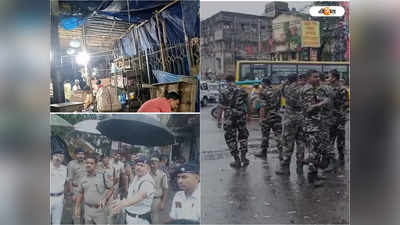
<box><xmin>96</xmin><ymin>114</ymin><xmax>175</xmax><ymax>146</ymax></box>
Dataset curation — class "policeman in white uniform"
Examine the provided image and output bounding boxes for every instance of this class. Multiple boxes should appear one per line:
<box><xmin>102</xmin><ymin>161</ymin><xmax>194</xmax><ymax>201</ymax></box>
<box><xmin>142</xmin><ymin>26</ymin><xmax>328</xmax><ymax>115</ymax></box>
<box><xmin>111</xmin><ymin>155</ymin><xmax>155</xmax><ymax>224</ymax></box>
<box><xmin>169</xmin><ymin>163</ymin><xmax>200</xmax><ymax>223</ymax></box>
<box><xmin>50</xmin><ymin>136</ymin><xmax>68</xmax><ymax>225</ymax></box>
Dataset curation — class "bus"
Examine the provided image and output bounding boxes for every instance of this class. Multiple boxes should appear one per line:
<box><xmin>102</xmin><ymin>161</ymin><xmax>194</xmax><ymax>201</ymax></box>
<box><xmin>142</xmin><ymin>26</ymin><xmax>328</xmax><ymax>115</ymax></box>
<box><xmin>235</xmin><ymin>60</ymin><xmax>350</xmax><ymax>85</ymax></box>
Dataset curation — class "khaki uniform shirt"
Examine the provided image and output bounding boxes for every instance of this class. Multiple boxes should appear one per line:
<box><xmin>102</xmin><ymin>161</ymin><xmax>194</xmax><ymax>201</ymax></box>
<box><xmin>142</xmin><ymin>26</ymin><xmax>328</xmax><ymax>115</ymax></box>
<box><xmin>67</xmin><ymin>159</ymin><xmax>86</xmax><ymax>193</ymax></box>
<box><xmin>79</xmin><ymin>172</ymin><xmax>113</xmax><ymax>205</ymax></box>
<box><xmin>150</xmin><ymin>169</ymin><xmax>168</xmax><ymax>198</ymax></box>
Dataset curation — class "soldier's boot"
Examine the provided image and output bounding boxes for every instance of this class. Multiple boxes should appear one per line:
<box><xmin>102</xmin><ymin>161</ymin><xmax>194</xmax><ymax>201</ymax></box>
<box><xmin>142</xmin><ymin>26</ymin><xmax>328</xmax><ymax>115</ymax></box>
<box><xmin>230</xmin><ymin>154</ymin><xmax>241</xmax><ymax>168</ymax></box>
<box><xmin>240</xmin><ymin>151</ymin><xmax>250</xmax><ymax>167</ymax></box>
<box><xmin>275</xmin><ymin>165</ymin><xmax>290</xmax><ymax>176</ymax></box>
<box><xmin>308</xmin><ymin>172</ymin><xmax>325</xmax><ymax>187</ymax></box>
<box><xmin>254</xmin><ymin>149</ymin><xmax>267</xmax><ymax>159</ymax></box>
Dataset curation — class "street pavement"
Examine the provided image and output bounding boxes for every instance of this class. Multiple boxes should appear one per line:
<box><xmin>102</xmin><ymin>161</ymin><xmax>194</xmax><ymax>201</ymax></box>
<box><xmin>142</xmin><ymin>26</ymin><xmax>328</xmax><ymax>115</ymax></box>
<box><xmin>201</xmin><ymin>104</ymin><xmax>350</xmax><ymax>224</ymax></box>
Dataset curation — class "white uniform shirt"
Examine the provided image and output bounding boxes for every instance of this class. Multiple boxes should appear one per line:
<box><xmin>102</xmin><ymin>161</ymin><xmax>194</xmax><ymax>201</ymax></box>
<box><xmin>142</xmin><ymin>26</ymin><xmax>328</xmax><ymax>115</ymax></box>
<box><xmin>125</xmin><ymin>173</ymin><xmax>155</xmax><ymax>215</ymax></box>
<box><xmin>50</xmin><ymin>162</ymin><xmax>67</xmax><ymax>194</ymax></box>
<box><xmin>169</xmin><ymin>184</ymin><xmax>200</xmax><ymax>222</ymax></box>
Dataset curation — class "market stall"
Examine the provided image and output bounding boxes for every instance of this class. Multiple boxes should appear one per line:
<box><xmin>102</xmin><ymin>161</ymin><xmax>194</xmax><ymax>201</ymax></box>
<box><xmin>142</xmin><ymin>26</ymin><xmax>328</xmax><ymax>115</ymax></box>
<box><xmin>50</xmin><ymin>0</ymin><xmax>200</xmax><ymax>112</ymax></box>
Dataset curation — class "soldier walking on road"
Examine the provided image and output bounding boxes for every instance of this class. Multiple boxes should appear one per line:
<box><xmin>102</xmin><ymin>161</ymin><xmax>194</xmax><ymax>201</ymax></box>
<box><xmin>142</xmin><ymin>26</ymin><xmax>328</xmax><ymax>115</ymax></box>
<box><xmin>219</xmin><ymin>75</ymin><xmax>250</xmax><ymax>168</ymax></box>
<box><xmin>74</xmin><ymin>154</ymin><xmax>114</xmax><ymax>224</ymax></box>
<box><xmin>254</xmin><ymin>78</ymin><xmax>283</xmax><ymax>161</ymax></box>
<box><xmin>67</xmin><ymin>148</ymin><xmax>87</xmax><ymax>224</ymax></box>
<box><xmin>299</xmin><ymin>70</ymin><xmax>331</xmax><ymax>187</ymax></box>
<box><xmin>275</xmin><ymin>74</ymin><xmax>307</xmax><ymax>176</ymax></box>
<box><xmin>328</xmin><ymin>69</ymin><xmax>349</xmax><ymax>167</ymax></box>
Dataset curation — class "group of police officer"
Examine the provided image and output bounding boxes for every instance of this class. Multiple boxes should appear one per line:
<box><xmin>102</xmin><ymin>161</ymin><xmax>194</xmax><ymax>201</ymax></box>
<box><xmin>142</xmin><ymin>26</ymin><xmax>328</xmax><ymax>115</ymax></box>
<box><xmin>50</xmin><ymin>135</ymin><xmax>200</xmax><ymax>225</ymax></box>
<box><xmin>219</xmin><ymin>69</ymin><xmax>349</xmax><ymax>187</ymax></box>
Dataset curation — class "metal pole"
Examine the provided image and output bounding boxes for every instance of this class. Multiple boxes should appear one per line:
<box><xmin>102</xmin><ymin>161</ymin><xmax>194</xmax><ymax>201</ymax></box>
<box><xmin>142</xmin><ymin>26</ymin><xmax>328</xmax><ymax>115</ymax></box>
<box><xmin>155</xmin><ymin>13</ymin><xmax>167</xmax><ymax>71</ymax></box>
<box><xmin>126</xmin><ymin>0</ymin><xmax>131</xmax><ymax>25</ymax></box>
<box><xmin>145</xmin><ymin>48</ymin><xmax>151</xmax><ymax>84</ymax></box>
<box><xmin>50</xmin><ymin>0</ymin><xmax>65</xmax><ymax>103</ymax></box>
<box><xmin>258</xmin><ymin>18</ymin><xmax>261</xmax><ymax>59</ymax></box>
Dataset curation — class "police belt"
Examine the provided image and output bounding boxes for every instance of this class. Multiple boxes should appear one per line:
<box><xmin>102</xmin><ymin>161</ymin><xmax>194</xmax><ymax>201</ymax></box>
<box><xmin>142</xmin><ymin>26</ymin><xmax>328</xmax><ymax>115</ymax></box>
<box><xmin>85</xmin><ymin>203</ymin><xmax>100</xmax><ymax>208</ymax></box>
<box><xmin>50</xmin><ymin>192</ymin><xmax>64</xmax><ymax>197</ymax></box>
<box><xmin>125</xmin><ymin>209</ymin><xmax>152</xmax><ymax>222</ymax></box>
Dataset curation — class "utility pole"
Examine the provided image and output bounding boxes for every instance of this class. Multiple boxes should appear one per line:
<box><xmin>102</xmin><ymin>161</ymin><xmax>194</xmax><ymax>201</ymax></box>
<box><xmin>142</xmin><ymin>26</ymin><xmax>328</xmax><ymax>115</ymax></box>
<box><xmin>50</xmin><ymin>0</ymin><xmax>65</xmax><ymax>103</ymax></box>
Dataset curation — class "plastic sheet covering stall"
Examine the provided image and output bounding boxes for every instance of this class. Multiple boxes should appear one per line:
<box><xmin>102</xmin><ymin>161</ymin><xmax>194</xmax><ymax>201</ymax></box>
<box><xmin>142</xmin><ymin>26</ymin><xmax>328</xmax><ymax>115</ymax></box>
<box><xmin>152</xmin><ymin>70</ymin><xmax>187</xmax><ymax>84</ymax></box>
<box><xmin>138</xmin><ymin>17</ymin><xmax>160</xmax><ymax>51</ymax></box>
<box><xmin>160</xmin><ymin>3</ymin><xmax>185</xmax><ymax>45</ymax></box>
<box><xmin>121</xmin><ymin>31</ymin><xmax>137</xmax><ymax>57</ymax></box>
<box><xmin>112</xmin><ymin>0</ymin><xmax>199</xmax><ymax>57</ymax></box>
<box><xmin>58</xmin><ymin>0</ymin><xmax>173</xmax><ymax>26</ymax></box>
<box><xmin>181</xmin><ymin>0</ymin><xmax>200</xmax><ymax>39</ymax></box>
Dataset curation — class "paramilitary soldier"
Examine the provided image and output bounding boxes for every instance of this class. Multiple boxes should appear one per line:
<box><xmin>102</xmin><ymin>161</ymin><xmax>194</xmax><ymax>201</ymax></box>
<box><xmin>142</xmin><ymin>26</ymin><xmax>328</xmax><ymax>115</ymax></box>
<box><xmin>75</xmin><ymin>154</ymin><xmax>114</xmax><ymax>224</ymax></box>
<box><xmin>219</xmin><ymin>75</ymin><xmax>250</xmax><ymax>168</ymax></box>
<box><xmin>328</xmin><ymin>69</ymin><xmax>349</xmax><ymax>167</ymax></box>
<box><xmin>254</xmin><ymin>78</ymin><xmax>283</xmax><ymax>161</ymax></box>
<box><xmin>300</xmin><ymin>70</ymin><xmax>331</xmax><ymax>187</ymax></box>
<box><xmin>275</xmin><ymin>73</ymin><xmax>307</xmax><ymax>175</ymax></box>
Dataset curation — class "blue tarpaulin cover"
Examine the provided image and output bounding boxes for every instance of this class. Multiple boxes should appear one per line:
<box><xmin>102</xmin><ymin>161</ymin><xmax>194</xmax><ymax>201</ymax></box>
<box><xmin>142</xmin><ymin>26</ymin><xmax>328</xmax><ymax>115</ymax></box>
<box><xmin>59</xmin><ymin>0</ymin><xmax>199</xmax><ymax>53</ymax></box>
<box><xmin>152</xmin><ymin>70</ymin><xmax>187</xmax><ymax>83</ymax></box>
<box><xmin>60</xmin><ymin>17</ymin><xmax>87</xmax><ymax>30</ymax></box>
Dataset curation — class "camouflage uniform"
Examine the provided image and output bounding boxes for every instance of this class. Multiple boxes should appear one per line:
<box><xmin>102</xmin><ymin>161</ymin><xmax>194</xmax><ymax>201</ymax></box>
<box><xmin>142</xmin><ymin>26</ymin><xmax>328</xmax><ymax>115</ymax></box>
<box><xmin>280</xmin><ymin>82</ymin><xmax>306</xmax><ymax>168</ymax></box>
<box><xmin>300</xmin><ymin>84</ymin><xmax>331</xmax><ymax>174</ymax></box>
<box><xmin>258</xmin><ymin>86</ymin><xmax>282</xmax><ymax>159</ymax></box>
<box><xmin>219</xmin><ymin>83</ymin><xmax>249</xmax><ymax>166</ymax></box>
<box><xmin>329</xmin><ymin>85</ymin><xmax>349</xmax><ymax>163</ymax></box>
<box><xmin>320</xmin><ymin>85</ymin><xmax>336</xmax><ymax>161</ymax></box>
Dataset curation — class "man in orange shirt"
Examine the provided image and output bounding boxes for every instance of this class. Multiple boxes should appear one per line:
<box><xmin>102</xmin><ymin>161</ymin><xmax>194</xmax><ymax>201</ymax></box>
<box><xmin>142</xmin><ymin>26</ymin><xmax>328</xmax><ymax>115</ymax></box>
<box><xmin>138</xmin><ymin>92</ymin><xmax>180</xmax><ymax>112</ymax></box>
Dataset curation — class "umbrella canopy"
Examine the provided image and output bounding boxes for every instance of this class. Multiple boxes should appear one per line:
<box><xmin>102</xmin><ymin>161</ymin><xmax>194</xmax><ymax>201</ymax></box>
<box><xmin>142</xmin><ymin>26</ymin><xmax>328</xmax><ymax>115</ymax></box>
<box><xmin>51</xmin><ymin>115</ymin><xmax>73</xmax><ymax>136</ymax></box>
<box><xmin>97</xmin><ymin>114</ymin><xmax>175</xmax><ymax>146</ymax></box>
<box><xmin>74</xmin><ymin>120</ymin><xmax>102</xmax><ymax>135</ymax></box>
<box><xmin>50</xmin><ymin>115</ymin><xmax>73</xmax><ymax>127</ymax></box>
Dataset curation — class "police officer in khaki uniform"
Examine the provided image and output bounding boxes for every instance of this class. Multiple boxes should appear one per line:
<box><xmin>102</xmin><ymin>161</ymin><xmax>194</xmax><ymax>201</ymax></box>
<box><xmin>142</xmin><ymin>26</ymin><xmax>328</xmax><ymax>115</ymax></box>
<box><xmin>67</xmin><ymin>148</ymin><xmax>87</xmax><ymax>224</ymax></box>
<box><xmin>150</xmin><ymin>156</ymin><xmax>169</xmax><ymax>224</ymax></box>
<box><xmin>111</xmin><ymin>155</ymin><xmax>155</xmax><ymax>224</ymax></box>
<box><xmin>75</xmin><ymin>154</ymin><xmax>113</xmax><ymax>224</ymax></box>
<box><xmin>97</xmin><ymin>151</ymin><xmax>115</xmax><ymax>224</ymax></box>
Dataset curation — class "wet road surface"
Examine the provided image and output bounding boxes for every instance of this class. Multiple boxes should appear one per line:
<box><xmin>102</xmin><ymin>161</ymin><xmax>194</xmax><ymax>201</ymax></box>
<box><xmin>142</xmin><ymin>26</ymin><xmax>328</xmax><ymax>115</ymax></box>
<box><xmin>201</xmin><ymin>104</ymin><xmax>350</xmax><ymax>224</ymax></box>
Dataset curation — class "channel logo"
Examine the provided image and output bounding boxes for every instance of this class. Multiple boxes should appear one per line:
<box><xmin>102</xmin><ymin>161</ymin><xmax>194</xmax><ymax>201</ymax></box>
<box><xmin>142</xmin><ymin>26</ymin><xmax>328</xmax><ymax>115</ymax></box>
<box><xmin>309</xmin><ymin>6</ymin><xmax>345</xmax><ymax>17</ymax></box>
